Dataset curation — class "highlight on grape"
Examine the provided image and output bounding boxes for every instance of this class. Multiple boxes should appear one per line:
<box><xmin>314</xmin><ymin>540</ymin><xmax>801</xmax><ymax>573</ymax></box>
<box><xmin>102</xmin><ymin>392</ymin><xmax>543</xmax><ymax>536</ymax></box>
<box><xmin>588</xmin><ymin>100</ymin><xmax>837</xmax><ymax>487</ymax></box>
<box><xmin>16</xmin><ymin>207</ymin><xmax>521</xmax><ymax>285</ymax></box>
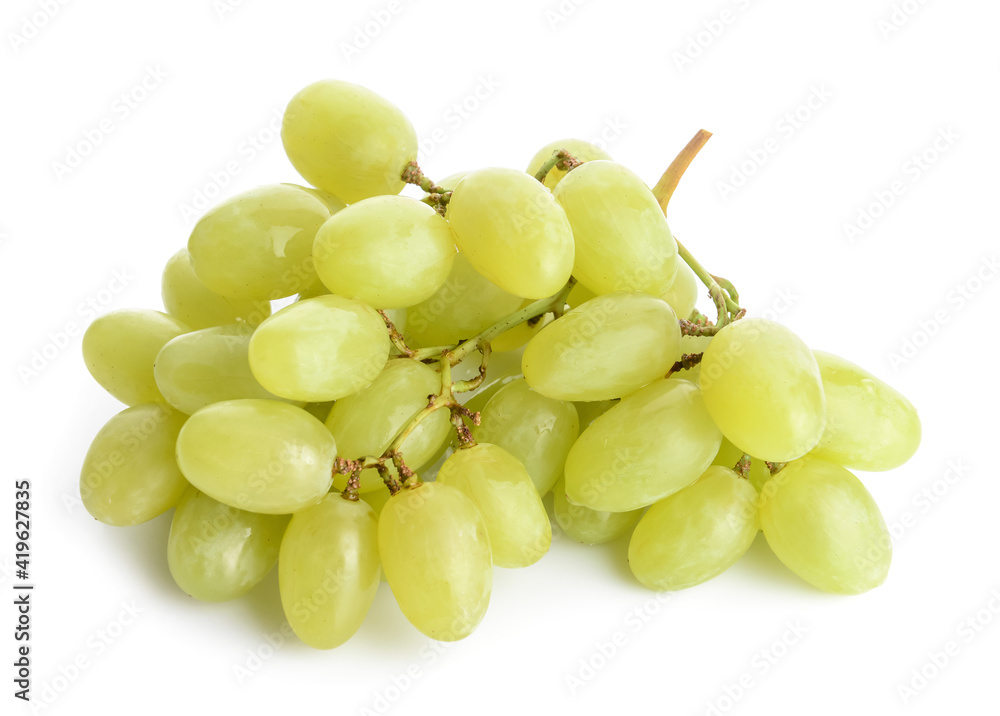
<box><xmin>78</xmin><ymin>78</ymin><xmax>922</xmax><ymax>648</ymax></box>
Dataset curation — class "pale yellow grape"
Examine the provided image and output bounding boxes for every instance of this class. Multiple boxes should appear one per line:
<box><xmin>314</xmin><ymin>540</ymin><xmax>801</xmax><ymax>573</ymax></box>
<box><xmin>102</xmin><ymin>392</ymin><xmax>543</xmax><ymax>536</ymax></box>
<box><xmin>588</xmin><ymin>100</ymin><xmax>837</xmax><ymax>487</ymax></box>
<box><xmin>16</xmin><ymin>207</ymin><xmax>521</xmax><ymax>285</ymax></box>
<box><xmin>712</xmin><ymin>438</ymin><xmax>771</xmax><ymax>494</ymax></box>
<box><xmin>565</xmin><ymin>379</ymin><xmax>722</xmax><ymax>512</ymax></box>
<box><xmin>405</xmin><ymin>253</ymin><xmax>523</xmax><ymax>347</ymax></box>
<box><xmin>282</xmin><ymin>80</ymin><xmax>416</xmax><ymax>203</ymax></box>
<box><xmin>175</xmin><ymin>399</ymin><xmax>336</xmax><ymax>514</ymax></box>
<box><xmin>436</xmin><ymin>444</ymin><xmax>550</xmax><ymax>568</ymax></box>
<box><xmin>360</xmin><ymin>488</ymin><xmax>392</xmax><ymax>518</ymax></box>
<box><xmin>552</xmin><ymin>477</ymin><xmax>641</xmax><ymax>545</ymax></box>
<box><xmin>162</xmin><ymin>249</ymin><xmax>270</xmax><ymax>329</ymax></box>
<box><xmin>83</xmin><ymin>309</ymin><xmax>189</xmax><ymax>405</ymax></box>
<box><xmin>80</xmin><ymin>403</ymin><xmax>188</xmax><ymax>526</ymax></box>
<box><xmin>448</xmin><ymin>168</ymin><xmax>575</xmax><ymax>298</ymax></box>
<box><xmin>525</xmin><ymin>138</ymin><xmax>612</xmax><ymax>190</ymax></box>
<box><xmin>700</xmin><ymin>318</ymin><xmax>826</xmax><ymax>462</ymax></box>
<box><xmin>187</xmin><ymin>184</ymin><xmax>333</xmax><ymax>301</ymax></box>
<box><xmin>553</xmin><ymin>161</ymin><xmax>679</xmax><ymax>298</ymax></box>
<box><xmin>628</xmin><ymin>466</ymin><xmax>759</xmax><ymax>590</ymax></box>
<box><xmin>760</xmin><ymin>458</ymin><xmax>891</xmax><ymax>594</ymax></box>
<box><xmin>296</xmin><ymin>278</ymin><xmax>330</xmax><ymax>301</ymax></box>
<box><xmin>810</xmin><ymin>351</ymin><xmax>921</xmax><ymax>471</ymax></box>
<box><xmin>492</xmin><ymin>301</ymin><xmax>553</xmax><ymax>352</ymax></box>
<box><xmin>296</xmin><ymin>186</ymin><xmax>348</xmax><ymax>214</ymax></box>
<box><xmin>325</xmin><ymin>359</ymin><xmax>451</xmax><ymax>493</ymax></box>
<box><xmin>154</xmin><ymin>324</ymin><xmax>294</xmax><ymax>415</ymax></box>
<box><xmin>472</xmin><ymin>379</ymin><xmax>579</xmax><ymax>495</ymax></box>
<box><xmin>303</xmin><ymin>401</ymin><xmax>335</xmax><ymax>423</ymax></box>
<box><xmin>167</xmin><ymin>488</ymin><xmax>289</xmax><ymax>601</ymax></box>
<box><xmin>566</xmin><ymin>282</ymin><xmax>597</xmax><ymax>309</ymax></box>
<box><xmin>279</xmin><ymin>495</ymin><xmax>380</xmax><ymax>649</ymax></box>
<box><xmin>661</xmin><ymin>262</ymin><xmax>699</xmax><ymax>320</ymax></box>
<box><xmin>313</xmin><ymin>196</ymin><xmax>456</xmax><ymax>309</ymax></box>
<box><xmin>379</xmin><ymin>482</ymin><xmax>492</xmax><ymax>640</ymax></box>
<box><xmin>248</xmin><ymin>295</ymin><xmax>390</xmax><ymax>402</ymax></box>
<box><xmin>522</xmin><ymin>292</ymin><xmax>681</xmax><ymax>401</ymax></box>
<box><xmin>574</xmin><ymin>399</ymin><xmax>617</xmax><ymax>429</ymax></box>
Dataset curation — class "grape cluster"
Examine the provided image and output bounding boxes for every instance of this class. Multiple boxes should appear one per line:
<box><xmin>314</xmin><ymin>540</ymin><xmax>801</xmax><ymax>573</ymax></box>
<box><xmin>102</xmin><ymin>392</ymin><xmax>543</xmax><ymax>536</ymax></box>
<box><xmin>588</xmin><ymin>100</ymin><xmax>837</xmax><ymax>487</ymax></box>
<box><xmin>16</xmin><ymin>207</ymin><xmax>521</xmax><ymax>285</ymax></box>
<box><xmin>80</xmin><ymin>79</ymin><xmax>921</xmax><ymax>648</ymax></box>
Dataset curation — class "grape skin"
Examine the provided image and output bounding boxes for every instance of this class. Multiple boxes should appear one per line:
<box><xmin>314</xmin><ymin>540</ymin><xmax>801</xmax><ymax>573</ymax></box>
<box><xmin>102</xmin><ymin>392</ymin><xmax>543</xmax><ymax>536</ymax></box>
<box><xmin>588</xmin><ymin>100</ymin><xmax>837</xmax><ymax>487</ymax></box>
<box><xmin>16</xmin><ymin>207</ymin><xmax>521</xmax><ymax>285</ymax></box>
<box><xmin>168</xmin><ymin>488</ymin><xmax>289</xmax><ymax>602</ymax></box>
<box><xmin>248</xmin><ymin>295</ymin><xmax>390</xmax><ymax>402</ymax></box>
<box><xmin>629</xmin><ymin>466</ymin><xmax>759</xmax><ymax>591</ymax></box>
<box><xmin>760</xmin><ymin>458</ymin><xmax>891</xmax><ymax>594</ymax></box>
<box><xmin>437</xmin><ymin>443</ymin><xmax>551</xmax><ymax>568</ymax></box>
<box><xmin>279</xmin><ymin>495</ymin><xmax>380</xmax><ymax>649</ymax></box>
<box><xmin>565</xmin><ymin>378</ymin><xmax>722</xmax><ymax>512</ymax></box>
<box><xmin>448</xmin><ymin>167</ymin><xmax>575</xmax><ymax>299</ymax></box>
<box><xmin>80</xmin><ymin>403</ymin><xmax>189</xmax><ymax>526</ymax></box>
<box><xmin>700</xmin><ymin>318</ymin><xmax>826</xmax><ymax>462</ymax></box>
<box><xmin>175</xmin><ymin>399</ymin><xmax>336</xmax><ymax>515</ymax></box>
<box><xmin>522</xmin><ymin>291</ymin><xmax>681</xmax><ymax>401</ymax></box>
<box><xmin>378</xmin><ymin>482</ymin><xmax>492</xmax><ymax>641</ymax></box>
<box><xmin>281</xmin><ymin>80</ymin><xmax>417</xmax><ymax>204</ymax></box>
<box><xmin>83</xmin><ymin>309</ymin><xmax>189</xmax><ymax>406</ymax></box>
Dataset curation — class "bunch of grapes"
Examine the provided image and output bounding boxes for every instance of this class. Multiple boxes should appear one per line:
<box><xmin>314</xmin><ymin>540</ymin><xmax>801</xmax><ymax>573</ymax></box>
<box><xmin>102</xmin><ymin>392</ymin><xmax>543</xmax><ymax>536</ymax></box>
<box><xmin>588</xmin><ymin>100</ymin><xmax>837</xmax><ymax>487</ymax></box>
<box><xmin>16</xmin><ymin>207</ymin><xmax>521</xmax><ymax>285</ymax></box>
<box><xmin>79</xmin><ymin>79</ymin><xmax>921</xmax><ymax>648</ymax></box>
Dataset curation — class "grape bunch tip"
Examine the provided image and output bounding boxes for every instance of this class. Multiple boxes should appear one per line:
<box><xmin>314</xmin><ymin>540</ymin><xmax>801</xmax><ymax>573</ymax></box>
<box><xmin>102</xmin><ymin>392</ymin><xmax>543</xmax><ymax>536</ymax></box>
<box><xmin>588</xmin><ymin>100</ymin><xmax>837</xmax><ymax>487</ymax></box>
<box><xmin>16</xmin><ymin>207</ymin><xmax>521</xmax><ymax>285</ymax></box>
<box><xmin>79</xmin><ymin>77</ymin><xmax>921</xmax><ymax>649</ymax></box>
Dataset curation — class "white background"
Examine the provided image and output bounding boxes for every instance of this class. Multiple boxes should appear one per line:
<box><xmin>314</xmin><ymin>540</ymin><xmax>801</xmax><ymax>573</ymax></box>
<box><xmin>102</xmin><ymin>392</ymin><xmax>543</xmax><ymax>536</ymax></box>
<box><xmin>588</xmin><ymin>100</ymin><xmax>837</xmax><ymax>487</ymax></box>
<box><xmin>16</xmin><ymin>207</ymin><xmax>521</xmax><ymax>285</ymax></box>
<box><xmin>3</xmin><ymin>0</ymin><xmax>999</xmax><ymax>714</ymax></box>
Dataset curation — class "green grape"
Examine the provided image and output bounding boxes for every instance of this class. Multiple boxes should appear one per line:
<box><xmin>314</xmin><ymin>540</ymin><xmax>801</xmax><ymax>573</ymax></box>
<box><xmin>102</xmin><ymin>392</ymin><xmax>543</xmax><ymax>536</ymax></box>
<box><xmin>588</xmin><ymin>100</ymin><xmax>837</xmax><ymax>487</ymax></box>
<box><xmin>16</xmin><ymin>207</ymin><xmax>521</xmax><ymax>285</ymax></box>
<box><xmin>80</xmin><ymin>403</ymin><xmax>188</xmax><ymax>526</ymax></box>
<box><xmin>379</xmin><ymin>482</ymin><xmax>492</xmax><ymax>641</ymax></box>
<box><xmin>154</xmin><ymin>324</ymin><xmax>293</xmax><ymax>415</ymax></box>
<box><xmin>492</xmin><ymin>300</ymin><xmax>553</xmax><ymax>352</ymax></box>
<box><xmin>810</xmin><ymin>351</ymin><xmax>921</xmax><ymax>471</ymax></box>
<box><xmin>700</xmin><ymin>318</ymin><xmax>826</xmax><ymax>462</ymax></box>
<box><xmin>448</xmin><ymin>167</ymin><xmax>575</xmax><ymax>299</ymax></box>
<box><xmin>187</xmin><ymin>184</ymin><xmax>333</xmax><ymax>301</ymax></box>
<box><xmin>711</xmin><ymin>438</ymin><xmax>771</xmax><ymax>494</ymax></box>
<box><xmin>405</xmin><ymin>253</ymin><xmax>523</xmax><ymax>347</ymax></box>
<box><xmin>360</xmin><ymin>488</ymin><xmax>392</xmax><ymax>518</ymax></box>
<box><xmin>437</xmin><ymin>171</ymin><xmax>469</xmax><ymax>191</ymax></box>
<box><xmin>628</xmin><ymin>466</ymin><xmax>759</xmax><ymax>590</ymax></box>
<box><xmin>248</xmin><ymin>295</ymin><xmax>390</xmax><ymax>402</ymax></box>
<box><xmin>296</xmin><ymin>186</ymin><xmax>348</xmax><ymax>214</ymax></box>
<box><xmin>282</xmin><ymin>79</ymin><xmax>416</xmax><ymax>203</ymax></box>
<box><xmin>573</xmin><ymin>399</ymin><xmax>617</xmax><ymax>429</ymax></box>
<box><xmin>566</xmin><ymin>282</ymin><xmax>597</xmax><ymax>309</ymax></box>
<box><xmin>460</xmin><ymin>349</ymin><xmax>524</xmax><ymax>415</ymax></box>
<box><xmin>522</xmin><ymin>292</ymin><xmax>681</xmax><ymax>401</ymax></box>
<box><xmin>525</xmin><ymin>138</ymin><xmax>612</xmax><ymax>191</ymax></box>
<box><xmin>279</xmin><ymin>494</ymin><xmax>380</xmax><ymax>649</ymax></box>
<box><xmin>472</xmin><ymin>379</ymin><xmax>579</xmax><ymax>495</ymax></box>
<box><xmin>661</xmin><ymin>262</ymin><xmax>699</xmax><ymax>320</ymax></box>
<box><xmin>552</xmin><ymin>477</ymin><xmax>640</xmax><ymax>545</ymax></box>
<box><xmin>313</xmin><ymin>196</ymin><xmax>457</xmax><ymax>309</ymax></box>
<box><xmin>565</xmin><ymin>378</ymin><xmax>722</xmax><ymax>512</ymax></box>
<box><xmin>760</xmin><ymin>458</ymin><xmax>891</xmax><ymax>594</ymax></box>
<box><xmin>325</xmin><ymin>358</ymin><xmax>451</xmax><ymax>492</ymax></box>
<box><xmin>175</xmin><ymin>399</ymin><xmax>336</xmax><ymax>514</ymax></box>
<box><xmin>667</xmin><ymin>334</ymin><xmax>713</xmax><ymax>385</ymax></box>
<box><xmin>162</xmin><ymin>249</ymin><xmax>270</xmax><ymax>329</ymax></box>
<box><xmin>296</xmin><ymin>277</ymin><xmax>330</xmax><ymax>301</ymax></box>
<box><xmin>552</xmin><ymin>160</ymin><xmax>679</xmax><ymax>298</ymax></box>
<box><xmin>83</xmin><ymin>309</ymin><xmax>189</xmax><ymax>405</ymax></box>
<box><xmin>436</xmin><ymin>443</ymin><xmax>550</xmax><ymax>568</ymax></box>
<box><xmin>302</xmin><ymin>401</ymin><xmax>335</xmax><ymax>423</ymax></box>
<box><xmin>167</xmin><ymin>488</ymin><xmax>289</xmax><ymax>601</ymax></box>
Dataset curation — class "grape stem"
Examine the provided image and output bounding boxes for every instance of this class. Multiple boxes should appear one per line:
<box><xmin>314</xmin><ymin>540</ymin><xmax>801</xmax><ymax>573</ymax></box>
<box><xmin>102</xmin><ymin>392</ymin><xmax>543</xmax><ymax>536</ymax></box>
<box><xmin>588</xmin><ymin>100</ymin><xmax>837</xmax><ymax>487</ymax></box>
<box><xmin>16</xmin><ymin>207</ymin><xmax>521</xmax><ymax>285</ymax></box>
<box><xmin>403</xmin><ymin>161</ymin><xmax>452</xmax><ymax>215</ymax></box>
<box><xmin>533</xmin><ymin>149</ymin><xmax>583</xmax><ymax>184</ymax></box>
<box><xmin>665</xmin><ymin>352</ymin><xmax>704</xmax><ymax>378</ymax></box>
<box><xmin>651</xmin><ymin>130</ymin><xmax>743</xmax><ymax>327</ymax></box>
<box><xmin>734</xmin><ymin>453</ymin><xmax>752</xmax><ymax>479</ymax></box>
